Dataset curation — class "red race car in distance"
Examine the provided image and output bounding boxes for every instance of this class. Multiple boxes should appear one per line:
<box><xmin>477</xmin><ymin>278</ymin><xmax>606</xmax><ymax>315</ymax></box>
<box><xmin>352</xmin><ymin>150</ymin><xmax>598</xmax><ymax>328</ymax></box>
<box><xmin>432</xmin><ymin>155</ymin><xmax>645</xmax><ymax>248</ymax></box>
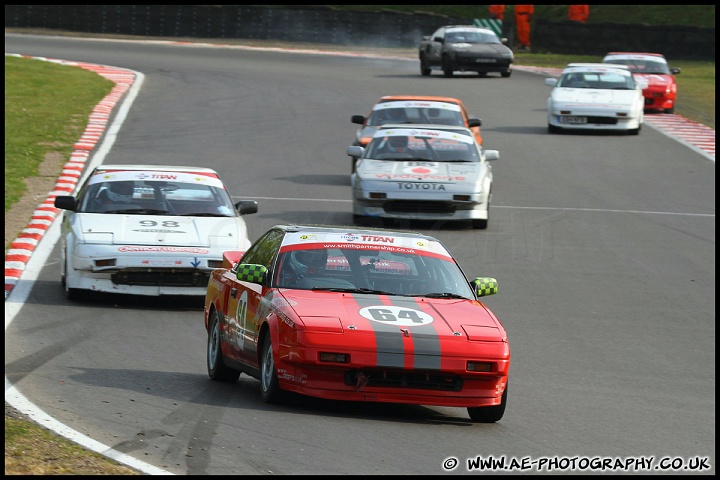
<box><xmin>203</xmin><ymin>224</ymin><xmax>510</xmax><ymax>423</ymax></box>
<box><xmin>602</xmin><ymin>52</ymin><xmax>681</xmax><ymax>114</ymax></box>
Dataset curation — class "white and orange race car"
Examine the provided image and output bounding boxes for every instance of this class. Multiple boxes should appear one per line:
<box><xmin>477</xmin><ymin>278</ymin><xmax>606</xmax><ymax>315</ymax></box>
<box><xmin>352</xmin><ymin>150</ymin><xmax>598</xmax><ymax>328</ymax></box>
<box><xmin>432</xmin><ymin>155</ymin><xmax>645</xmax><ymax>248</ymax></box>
<box><xmin>349</xmin><ymin>95</ymin><xmax>483</xmax><ymax>172</ymax></box>
<box><xmin>203</xmin><ymin>224</ymin><xmax>510</xmax><ymax>423</ymax></box>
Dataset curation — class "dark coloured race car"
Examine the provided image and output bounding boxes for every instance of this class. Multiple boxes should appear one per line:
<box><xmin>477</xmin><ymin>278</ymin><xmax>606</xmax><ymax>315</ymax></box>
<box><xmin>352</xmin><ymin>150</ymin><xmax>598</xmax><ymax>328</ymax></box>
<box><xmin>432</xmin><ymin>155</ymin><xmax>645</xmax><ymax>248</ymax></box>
<box><xmin>418</xmin><ymin>25</ymin><xmax>514</xmax><ymax>78</ymax></box>
<box><xmin>203</xmin><ymin>224</ymin><xmax>510</xmax><ymax>422</ymax></box>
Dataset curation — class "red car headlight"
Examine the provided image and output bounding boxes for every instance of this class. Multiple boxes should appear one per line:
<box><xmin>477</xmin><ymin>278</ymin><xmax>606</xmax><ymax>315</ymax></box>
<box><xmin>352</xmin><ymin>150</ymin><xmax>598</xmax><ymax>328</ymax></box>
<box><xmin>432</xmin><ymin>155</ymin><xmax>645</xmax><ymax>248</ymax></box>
<box><xmin>467</xmin><ymin>361</ymin><xmax>493</xmax><ymax>372</ymax></box>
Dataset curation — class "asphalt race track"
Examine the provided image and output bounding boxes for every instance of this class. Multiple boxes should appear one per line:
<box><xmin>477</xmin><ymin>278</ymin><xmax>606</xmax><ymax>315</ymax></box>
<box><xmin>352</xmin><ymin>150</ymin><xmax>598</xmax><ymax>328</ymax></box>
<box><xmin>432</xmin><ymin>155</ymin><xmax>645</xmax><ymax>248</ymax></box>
<box><xmin>5</xmin><ymin>34</ymin><xmax>716</xmax><ymax>475</ymax></box>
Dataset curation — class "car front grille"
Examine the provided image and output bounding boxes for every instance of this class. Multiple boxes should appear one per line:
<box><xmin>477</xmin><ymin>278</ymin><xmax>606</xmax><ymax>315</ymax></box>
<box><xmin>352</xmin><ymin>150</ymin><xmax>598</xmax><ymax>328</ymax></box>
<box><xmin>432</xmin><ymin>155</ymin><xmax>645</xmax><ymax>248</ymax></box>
<box><xmin>345</xmin><ymin>369</ymin><xmax>463</xmax><ymax>392</ymax></box>
<box><xmin>384</xmin><ymin>200</ymin><xmax>456</xmax><ymax>215</ymax></box>
<box><xmin>111</xmin><ymin>269</ymin><xmax>211</xmax><ymax>287</ymax></box>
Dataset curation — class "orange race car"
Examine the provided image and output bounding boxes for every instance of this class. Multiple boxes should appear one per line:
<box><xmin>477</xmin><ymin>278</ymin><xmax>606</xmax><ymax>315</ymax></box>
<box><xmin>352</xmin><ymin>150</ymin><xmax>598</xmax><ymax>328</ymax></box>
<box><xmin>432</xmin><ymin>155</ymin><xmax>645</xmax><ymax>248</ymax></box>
<box><xmin>349</xmin><ymin>95</ymin><xmax>482</xmax><ymax>172</ymax></box>
<box><xmin>203</xmin><ymin>224</ymin><xmax>510</xmax><ymax>423</ymax></box>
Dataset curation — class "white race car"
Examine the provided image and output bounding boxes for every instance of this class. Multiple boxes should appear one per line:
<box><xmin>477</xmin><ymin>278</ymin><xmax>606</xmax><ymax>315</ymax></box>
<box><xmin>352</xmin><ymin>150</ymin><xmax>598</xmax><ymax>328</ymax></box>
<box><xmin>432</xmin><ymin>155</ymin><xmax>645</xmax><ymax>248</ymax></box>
<box><xmin>545</xmin><ymin>63</ymin><xmax>648</xmax><ymax>135</ymax></box>
<box><xmin>53</xmin><ymin>164</ymin><xmax>258</xmax><ymax>300</ymax></box>
<box><xmin>349</xmin><ymin>95</ymin><xmax>482</xmax><ymax>173</ymax></box>
<box><xmin>348</xmin><ymin>125</ymin><xmax>498</xmax><ymax>229</ymax></box>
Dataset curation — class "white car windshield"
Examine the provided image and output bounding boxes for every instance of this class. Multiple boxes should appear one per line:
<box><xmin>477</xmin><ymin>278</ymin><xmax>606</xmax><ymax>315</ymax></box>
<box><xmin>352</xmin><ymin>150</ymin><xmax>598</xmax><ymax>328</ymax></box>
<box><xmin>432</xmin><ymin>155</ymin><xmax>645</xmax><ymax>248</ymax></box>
<box><xmin>79</xmin><ymin>179</ymin><xmax>237</xmax><ymax>216</ymax></box>
<box><xmin>365</xmin><ymin>131</ymin><xmax>479</xmax><ymax>162</ymax></box>
<box><xmin>558</xmin><ymin>71</ymin><xmax>635</xmax><ymax>90</ymax></box>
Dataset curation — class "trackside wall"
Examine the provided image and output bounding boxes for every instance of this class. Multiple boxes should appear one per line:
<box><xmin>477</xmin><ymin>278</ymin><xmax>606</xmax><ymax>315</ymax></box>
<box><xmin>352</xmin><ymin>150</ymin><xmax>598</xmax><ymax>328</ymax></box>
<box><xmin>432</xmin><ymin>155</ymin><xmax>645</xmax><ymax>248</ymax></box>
<box><xmin>4</xmin><ymin>5</ymin><xmax>715</xmax><ymax>61</ymax></box>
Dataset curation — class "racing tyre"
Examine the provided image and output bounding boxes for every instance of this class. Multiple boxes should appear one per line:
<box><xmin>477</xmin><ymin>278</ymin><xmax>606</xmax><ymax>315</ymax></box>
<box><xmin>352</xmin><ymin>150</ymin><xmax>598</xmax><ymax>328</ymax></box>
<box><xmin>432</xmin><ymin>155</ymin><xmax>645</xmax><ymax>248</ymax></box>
<box><xmin>62</xmin><ymin>254</ymin><xmax>82</xmax><ymax>301</ymax></box>
<box><xmin>61</xmin><ymin>257</ymin><xmax>66</xmax><ymax>287</ymax></box>
<box><xmin>66</xmin><ymin>287</ymin><xmax>81</xmax><ymax>301</ymax></box>
<box><xmin>628</xmin><ymin>124</ymin><xmax>641</xmax><ymax>136</ymax></box>
<box><xmin>467</xmin><ymin>384</ymin><xmax>507</xmax><ymax>423</ymax></box>
<box><xmin>501</xmin><ymin>70</ymin><xmax>512</xmax><ymax>78</ymax></box>
<box><xmin>664</xmin><ymin>107</ymin><xmax>675</xmax><ymax>114</ymax></box>
<box><xmin>472</xmin><ymin>191</ymin><xmax>490</xmax><ymax>229</ymax></box>
<box><xmin>207</xmin><ymin>310</ymin><xmax>241</xmax><ymax>382</ymax></box>
<box><xmin>471</xmin><ymin>218</ymin><xmax>488</xmax><ymax>230</ymax></box>
<box><xmin>420</xmin><ymin>56</ymin><xmax>431</xmax><ymax>76</ymax></box>
<box><xmin>260</xmin><ymin>334</ymin><xmax>285</xmax><ymax>404</ymax></box>
<box><xmin>442</xmin><ymin>57</ymin><xmax>454</xmax><ymax>77</ymax></box>
<box><xmin>548</xmin><ymin>124</ymin><xmax>561</xmax><ymax>134</ymax></box>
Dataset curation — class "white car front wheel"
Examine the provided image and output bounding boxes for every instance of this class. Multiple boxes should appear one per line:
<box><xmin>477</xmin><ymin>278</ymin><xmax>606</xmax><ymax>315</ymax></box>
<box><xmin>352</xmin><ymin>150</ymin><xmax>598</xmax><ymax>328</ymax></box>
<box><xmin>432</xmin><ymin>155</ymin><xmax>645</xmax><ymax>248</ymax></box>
<box><xmin>62</xmin><ymin>251</ymin><xmax>81</xmax><ymax>301</ymax></box>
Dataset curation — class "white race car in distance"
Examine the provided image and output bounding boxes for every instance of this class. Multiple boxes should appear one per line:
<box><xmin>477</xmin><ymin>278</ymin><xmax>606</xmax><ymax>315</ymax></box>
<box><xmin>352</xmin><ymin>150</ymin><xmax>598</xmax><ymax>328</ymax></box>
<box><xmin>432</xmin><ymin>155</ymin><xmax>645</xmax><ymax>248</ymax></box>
<box><xmin>348</xmin><ymin>125</ymin><xmax>498</xmax><ymax>229</ymax></box>
<box><xmin>545</xmin><ymin>63</ymin><xmax>648</xmax><ymax>135</ymax></box>
<box><xmin>53</xmin><ymin>164</ymin><xmax>258</xmax><ymax>300</ymax></box>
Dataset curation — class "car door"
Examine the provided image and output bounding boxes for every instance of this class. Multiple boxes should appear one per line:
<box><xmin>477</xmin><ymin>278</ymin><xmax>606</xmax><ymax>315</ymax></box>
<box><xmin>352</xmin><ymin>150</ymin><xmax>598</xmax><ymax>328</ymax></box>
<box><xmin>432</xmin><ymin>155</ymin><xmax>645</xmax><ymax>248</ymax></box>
<box><xmin>223</xmin><ymin>228</ymin><xmax>284</xmax><ymax>365</ymax></box>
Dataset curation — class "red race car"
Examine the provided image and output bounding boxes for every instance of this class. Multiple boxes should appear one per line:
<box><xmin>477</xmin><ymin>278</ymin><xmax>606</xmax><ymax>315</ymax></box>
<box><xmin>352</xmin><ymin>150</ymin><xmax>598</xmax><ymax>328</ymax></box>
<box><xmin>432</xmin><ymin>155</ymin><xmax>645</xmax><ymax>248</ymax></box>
<box><xmin>602</xmin><ymin>52</ymin><xmax>681</xmax><ymax>114</ymax></box>
<box><xmin>349</xmin><ymin>95</ymin><xmax>483</xmax><ymax>172</ymax></box>
<box><xmin>203</xmin><ymin>224</ymin><xmax>510</xmax><ymax>422</ymax></box>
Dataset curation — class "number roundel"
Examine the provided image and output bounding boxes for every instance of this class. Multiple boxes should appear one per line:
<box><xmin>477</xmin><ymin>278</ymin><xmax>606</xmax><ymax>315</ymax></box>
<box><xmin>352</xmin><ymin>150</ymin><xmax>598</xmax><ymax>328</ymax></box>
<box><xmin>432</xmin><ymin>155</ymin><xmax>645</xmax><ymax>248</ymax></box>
<box><xmin>359</xmin><ymin>306</ymin><xmax>434</xmax><ymax>326</ymax></box>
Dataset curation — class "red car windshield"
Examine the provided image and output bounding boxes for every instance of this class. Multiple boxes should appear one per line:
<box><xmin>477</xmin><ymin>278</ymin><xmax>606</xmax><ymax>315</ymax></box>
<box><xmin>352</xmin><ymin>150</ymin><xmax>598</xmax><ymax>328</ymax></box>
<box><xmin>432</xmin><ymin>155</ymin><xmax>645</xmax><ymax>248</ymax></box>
<box><xmin>274</xmin><ymin>246</ymin><xmax>473</xmax><ymax>298</ymax></box>
<box><xmin>608</xmin><ymin>59</ymin><xmax>671</xmax><ymax>75</ymax></box>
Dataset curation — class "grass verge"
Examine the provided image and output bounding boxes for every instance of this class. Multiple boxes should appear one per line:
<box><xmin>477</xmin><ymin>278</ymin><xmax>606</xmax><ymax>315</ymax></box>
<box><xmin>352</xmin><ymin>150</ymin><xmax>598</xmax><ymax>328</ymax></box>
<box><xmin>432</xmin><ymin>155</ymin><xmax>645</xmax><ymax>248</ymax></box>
<box><xmin>5</xmin><ymin>410</ymin><xmax>141</xmax><ymax>475</ymax></box>
<box><xmin>4</xmin><ymin>55</ymin><xmax>114</xmax><ymax>214</ymax></box>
